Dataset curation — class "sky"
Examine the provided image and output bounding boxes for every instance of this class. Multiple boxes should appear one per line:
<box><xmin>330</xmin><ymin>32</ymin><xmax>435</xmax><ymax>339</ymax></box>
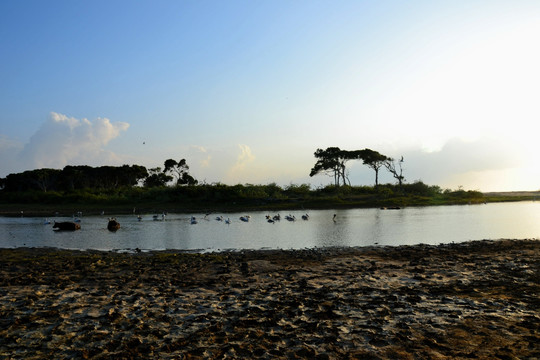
<box><xmin>1</xmin><ymin>0</ymin><xmax>539</xmax><ymax>191</ymax></box>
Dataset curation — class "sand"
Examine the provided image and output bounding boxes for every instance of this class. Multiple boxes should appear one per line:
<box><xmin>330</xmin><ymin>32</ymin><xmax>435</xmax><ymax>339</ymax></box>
<box><xmin>0</xmin><ymin>239</ymin><xmax>538</xmax><ymax>359</ymax></box>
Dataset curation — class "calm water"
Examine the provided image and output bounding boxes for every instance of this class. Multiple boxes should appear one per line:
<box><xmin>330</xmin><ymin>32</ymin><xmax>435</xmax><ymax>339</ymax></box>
<box><xmin>0</xmin><ymin>202</ymin><xmax>538</xmax><ymax>252</ymax></box>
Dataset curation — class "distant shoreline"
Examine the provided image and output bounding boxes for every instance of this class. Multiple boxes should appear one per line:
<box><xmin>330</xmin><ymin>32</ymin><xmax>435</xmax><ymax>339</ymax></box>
<box><xmin>482</xmin><ymin>190</ymin><xmax>540</xmax><ymax>197</ymax></box>
<box><xmin>0</xmin><ymin>193</ymin><xmax>537</xmax><ymax>217</ymax></box>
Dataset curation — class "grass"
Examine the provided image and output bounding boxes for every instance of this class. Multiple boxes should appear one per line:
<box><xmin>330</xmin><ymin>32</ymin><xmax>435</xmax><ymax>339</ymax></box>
<box><xmin>0</xmin><ymin>183</ymin><xmax>537</xmax><ymax>216</ymax></box>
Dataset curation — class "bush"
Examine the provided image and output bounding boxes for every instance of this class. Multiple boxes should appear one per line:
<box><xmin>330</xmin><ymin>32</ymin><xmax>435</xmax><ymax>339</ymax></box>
<box><xmin>403</xmin><ymin>181</ymin><xmax>441</xmax><ymax>196</ymax></box>
<box><xmin>284</xmin><ymin>183</ymin><xmax>311</xmax><ymax>197</ymax></box>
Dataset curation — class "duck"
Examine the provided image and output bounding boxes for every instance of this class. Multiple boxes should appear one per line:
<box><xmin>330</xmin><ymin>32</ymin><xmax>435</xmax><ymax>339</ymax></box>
<box><xmin>190</xmin><ymin>216</ymin><xmax>198</xmax><ymax>224</ymax></box>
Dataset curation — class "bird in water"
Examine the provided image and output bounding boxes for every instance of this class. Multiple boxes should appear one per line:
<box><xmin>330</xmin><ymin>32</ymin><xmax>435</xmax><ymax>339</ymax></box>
<box><xmin>333</xmin><ymin>214</ymin><xmax>337</xmax><ymax>222</ymax></box>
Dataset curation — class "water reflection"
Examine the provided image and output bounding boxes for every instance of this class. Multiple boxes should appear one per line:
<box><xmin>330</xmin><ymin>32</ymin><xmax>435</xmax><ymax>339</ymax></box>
<box><xmin>0</xmin><ymin>202</ymin><xmax>538</xmax><ymax>251</ymax></box>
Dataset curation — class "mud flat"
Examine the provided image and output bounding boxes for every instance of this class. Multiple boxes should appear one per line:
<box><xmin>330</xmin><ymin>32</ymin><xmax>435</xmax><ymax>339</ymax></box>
<box><xmin>1</xmin><ymin>239</ymin><xmax>539</xmax><ymax>359</ymax></box>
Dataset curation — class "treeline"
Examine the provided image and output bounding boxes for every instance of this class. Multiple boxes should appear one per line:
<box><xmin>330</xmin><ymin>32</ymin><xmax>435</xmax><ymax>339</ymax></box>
<box><xmin>0</xmin><ymin>165</ymin><xmax>148</xmax><ymax>192</ymax></box>
<box><xmin>0</xmin><ymin>152</ymin><xmax>486</xmax><ymax>212</ymax></box>
<box><xmin>0</xmin><ymin>158</ymin><xmax>196</xmax><ymax>193</ymax></box>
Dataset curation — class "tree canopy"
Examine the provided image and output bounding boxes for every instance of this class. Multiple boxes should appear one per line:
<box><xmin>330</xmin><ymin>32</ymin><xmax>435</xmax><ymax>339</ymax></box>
<box><xmin>309</xmin><ymin>147</ymin><xmax>348</xmax><ymax>187</ymax></box>
<box><xmin>164</xmin><ymin>159</ymin><xmax>198</xmax><ymax>186</ymax></box>
<box><xmin>310</xmin><ymin>147</ymin><xmax>397</xmax><ymax>187</ymax></box>
<box><xmin>0</xmin><ymin>159</ymin><xmax>197</xmax><ymax>192</ymax></box>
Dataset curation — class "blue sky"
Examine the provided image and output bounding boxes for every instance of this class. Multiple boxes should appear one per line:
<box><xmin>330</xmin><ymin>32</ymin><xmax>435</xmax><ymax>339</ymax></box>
<box><xmin>1</xmin><ymin>0</ymin><xmax>539</xmax><ymax>191</ymax></box>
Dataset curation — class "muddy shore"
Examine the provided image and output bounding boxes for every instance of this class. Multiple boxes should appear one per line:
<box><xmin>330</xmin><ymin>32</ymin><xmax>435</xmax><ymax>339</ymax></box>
<box><xmin>1</xmin><ymin>239</ymin><xmax>538</xmax><ymax>359</ymax></box>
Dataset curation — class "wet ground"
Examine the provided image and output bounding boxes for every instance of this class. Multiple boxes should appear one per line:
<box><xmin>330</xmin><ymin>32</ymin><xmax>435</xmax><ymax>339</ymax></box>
<box><xmin>1</xmin><ymin>239</ymin><xmax>539</xmax><ymax>359</ymax></box>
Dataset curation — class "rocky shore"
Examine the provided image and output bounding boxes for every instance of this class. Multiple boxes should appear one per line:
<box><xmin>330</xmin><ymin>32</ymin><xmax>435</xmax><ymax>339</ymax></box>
<box><xmin>1</xmin><ymin>239</ymin><xmax>538</xmax><ymax>359</ymax></box>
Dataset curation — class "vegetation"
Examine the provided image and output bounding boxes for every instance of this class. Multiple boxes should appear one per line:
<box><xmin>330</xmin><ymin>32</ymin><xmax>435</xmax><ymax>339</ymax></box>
<box><xmin>0</xmin><ymin>178</ymin><xmax>510</xmax><ymax>216</ymax></box>
<box><xmin>0</xmin><ymin>150</ymin><xmax>535</xmax><ymax>216</ymax></box>
<box><xmin>309</xmin><ymin>147</ymin><xmax>393</xmax><ymax>187</ymax></box>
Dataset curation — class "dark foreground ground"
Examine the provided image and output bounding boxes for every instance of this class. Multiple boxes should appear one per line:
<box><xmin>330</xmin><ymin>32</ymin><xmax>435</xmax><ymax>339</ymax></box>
<box><xmin>0</xmin><ymin>239</ymin><xmax>538</xmax><ymax>359</ymax></box>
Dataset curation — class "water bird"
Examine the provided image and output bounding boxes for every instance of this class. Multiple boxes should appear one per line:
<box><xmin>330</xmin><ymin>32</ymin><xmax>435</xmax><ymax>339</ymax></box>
<box><xmin>225</xmin><ymin>218</ymin><xmax>231</xmax><ymax>224</ymax></box>
<box><xmin>285</xmin><ymin>215</ymin><xmax>296</xmax><ymax>221</ymax></box>
<box><xmin>272</xmin><ymin>214</ymin><xmax>281</xmax><ymax>221</ymax></box>
<box><xmin>216</xmin><ymin>216</ymin><xmax>223</xmax><ymax>221</ymax></box>
<box><xmin>190</xmin><ymin>216</ymin><xmax>198</xmax><ymax>224</ymax></box>
<box><xmin>302</xmin><ymin>214</ymin><xmax>309</xmax><ymax>220</ymax></box>
<box><xmin>43</xmin><ymin>218</ymin><xmax>51</xmax><ymax>225</ymax></box>
<box><xmin>333</xmin><ymin>214</ymin><xmax>337</xmax><ymax>222</ymax></box>
<box><xmin>240</xmin><ymin>215</ymin><xmax>250</xmax><ymax>222</ymax></box>
<box><xmin>153</xmin><ymin>213</ymin><xmax>166</xmax><ymax>221</ymax></box>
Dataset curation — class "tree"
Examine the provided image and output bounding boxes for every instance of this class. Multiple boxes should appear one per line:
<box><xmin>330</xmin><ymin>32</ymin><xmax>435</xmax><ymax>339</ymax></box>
<box><xmin>359</xmin><ymin>149</ymin><xmax>389</xmax><ymax>186</ymax></box>
<box><xmin>61</xmin><ymin>165</ymin><xmax>91</xmax><ymax>190</ymax></box>
<box><xmin>310</xmin><ymin>147</ymin><xmax>392</xmax><ymax>187</ymax></box>
<box><xmin>144</xmin><ymin>167</ymin><xmax>172</xmax><ymax>187</ymax></box>
<box><xmin>1</xmin><ymin>169</ymin><xmax>61</xmax><ymax>192</ymax></box>
<box><xmin>30</xmin><ymin>169</ymin><xmax>62</xmax><ymax>192</ymax></box>
<box><xmin>163</xmin><ymin>159</ymin><xmax>198</xmax><ymax>186</ymax></box>
<box><xmin>384</xmin><ymin>156</ymin><xmax>405</xmax><ymax>187</ymax></box>
<box><xmin>309</xmin><ymin>147</ymin><xmax>346</xmax><ymax>187</ymax></box>
<box><xmin>118</xmin><ymin>164</ymin><xmax>148</xmax><ymax>187</ymax></box>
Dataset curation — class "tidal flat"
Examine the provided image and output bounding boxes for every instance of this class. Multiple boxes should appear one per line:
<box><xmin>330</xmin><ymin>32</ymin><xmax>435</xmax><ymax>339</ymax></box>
<box><xmin>0</xmin><ymin>239</ymin><xmax>538</xmax><ymax>359</ymax></box>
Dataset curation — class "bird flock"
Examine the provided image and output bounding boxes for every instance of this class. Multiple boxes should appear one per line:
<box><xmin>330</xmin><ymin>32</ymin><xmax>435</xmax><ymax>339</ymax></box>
<box><xmin>184</xmin><ymin>213</ymin><xmax>315</xmax><ymax>225</ymax></box>
<box><xmin>48</xmin><ymin>211</ymin><xmax>339</xmax><ymax>231</ymax></box>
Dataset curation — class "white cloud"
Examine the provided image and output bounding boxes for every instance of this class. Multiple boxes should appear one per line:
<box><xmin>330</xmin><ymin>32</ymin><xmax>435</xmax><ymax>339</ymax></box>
<box><xmin>4</xmin><ymin>112</ymin><xmax>130</xmax><ymax>173</ymax></box>
<box><xmin>226</xmin><ymin>144</ymin><xmax>256</xmax><ymax>183</ymax></box>
<box><xmin>393</xmin><ymin>137</ymin><xmax>522</xmax><ymax>190</ymax></box>
<box><xmin>184</xmin><ymin>144</ymin><xmax>268</xmax><ymax>185</ymax></box>
<box><xmin>189</xmin><ymin>145</ymin><xmax>211</xmax><ymax>168</ymax></box>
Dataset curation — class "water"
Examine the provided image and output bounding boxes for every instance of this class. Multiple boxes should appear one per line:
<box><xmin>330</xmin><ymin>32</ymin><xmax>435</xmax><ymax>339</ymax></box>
<box><xmin>0</xmin><ymin>202</ymin><xmax>538</xmax><ymax>252</ymax></box>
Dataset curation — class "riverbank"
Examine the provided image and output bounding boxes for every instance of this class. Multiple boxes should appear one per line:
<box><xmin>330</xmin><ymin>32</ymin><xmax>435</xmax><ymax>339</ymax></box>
<box><xmin>1</xmin><ymin>239</ymin><xmax>538</xmax><ymax>359</ymax></box>
<box><xmin>1</xmin><ymin>192</ymin><xmax>538</xmax><ymax>217</ymax></box>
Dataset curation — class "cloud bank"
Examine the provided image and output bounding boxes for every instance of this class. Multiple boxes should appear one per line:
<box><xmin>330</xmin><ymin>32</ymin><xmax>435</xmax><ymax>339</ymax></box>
<box><xmin>1</xmin><ymin>112</ymin><xmax>129</xmax><ymax>175</ymax></box>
